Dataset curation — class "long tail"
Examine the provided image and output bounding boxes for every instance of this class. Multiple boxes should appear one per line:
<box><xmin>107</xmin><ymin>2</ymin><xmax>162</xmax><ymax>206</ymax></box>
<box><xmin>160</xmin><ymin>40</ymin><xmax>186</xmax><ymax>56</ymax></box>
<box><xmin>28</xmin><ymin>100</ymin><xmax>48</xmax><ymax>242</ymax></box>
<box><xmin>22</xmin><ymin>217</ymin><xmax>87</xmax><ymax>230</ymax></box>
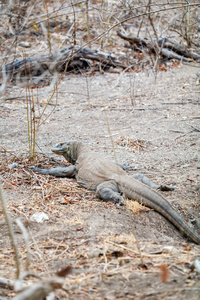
<box><xmin>118</xmin><ymin>176</ymin><xmax>200</xmax><ymax>245</ymax></box>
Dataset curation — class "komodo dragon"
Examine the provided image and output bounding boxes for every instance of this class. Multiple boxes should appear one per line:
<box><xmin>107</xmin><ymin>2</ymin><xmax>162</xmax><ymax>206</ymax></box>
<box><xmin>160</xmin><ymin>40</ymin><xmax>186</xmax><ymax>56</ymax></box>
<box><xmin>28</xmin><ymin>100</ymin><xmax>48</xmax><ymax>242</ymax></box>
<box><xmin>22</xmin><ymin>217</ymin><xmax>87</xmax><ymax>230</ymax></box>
<box><xmin>32</xmin><ymin>141</ymin><xmax>200</xmax><ymax>245</ymax></box>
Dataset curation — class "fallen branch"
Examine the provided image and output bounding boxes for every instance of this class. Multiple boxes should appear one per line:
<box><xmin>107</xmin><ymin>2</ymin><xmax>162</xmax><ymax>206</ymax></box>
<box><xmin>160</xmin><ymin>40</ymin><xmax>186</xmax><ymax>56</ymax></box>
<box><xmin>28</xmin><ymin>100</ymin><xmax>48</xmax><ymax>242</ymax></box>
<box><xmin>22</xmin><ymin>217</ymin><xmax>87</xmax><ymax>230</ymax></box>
<box><xmin>157</xmin><ymin>38</ymin><xmax>200</xmax><ymax>60</ymax></box>
<box><xmin>117</xmin><ymin>31</ymin><xmax>200</xmax><ymax>62</ymax></box>
<box><xmin>13</xmin><ymin>277</ymin><xmax>64</xmax><ymax>300</ymax></box>
<box><xmin>2</xmin><ymin>46</ymin><xmax>126</xmax><ymax>80</ymax></box>
<box><xmin>0</xmin><ymin>277</ymin><xmax>15</xmax><ymax>289</ymax></box>
<box><xmin>0</xmin><ymin>185</ymin><xmax>21</xmax><ymax>278</ymax></box>
<box><xmin>159</xmin><ymin>48</ymin><xmax>192</xmax><ymax>62</ymax></box>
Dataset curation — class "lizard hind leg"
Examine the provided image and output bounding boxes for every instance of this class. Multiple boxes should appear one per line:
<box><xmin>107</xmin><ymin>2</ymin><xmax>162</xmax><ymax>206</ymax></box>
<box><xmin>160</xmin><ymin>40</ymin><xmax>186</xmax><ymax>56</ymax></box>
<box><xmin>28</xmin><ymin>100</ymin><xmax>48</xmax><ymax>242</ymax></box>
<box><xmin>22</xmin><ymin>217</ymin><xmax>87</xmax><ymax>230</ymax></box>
<box><xmin>133</xmin><ymin>174</ymin><xmax>159</xmax><ymax>189</ymax></box>
<box><xmin>133</xmin><ymin>173</ymin><xmax>176</xmax><ymax>191</ymax></box>
<box><xmin>96</xmin><ymin>180</ymin><xmax>124</xmax><ymax>206</ymax></box>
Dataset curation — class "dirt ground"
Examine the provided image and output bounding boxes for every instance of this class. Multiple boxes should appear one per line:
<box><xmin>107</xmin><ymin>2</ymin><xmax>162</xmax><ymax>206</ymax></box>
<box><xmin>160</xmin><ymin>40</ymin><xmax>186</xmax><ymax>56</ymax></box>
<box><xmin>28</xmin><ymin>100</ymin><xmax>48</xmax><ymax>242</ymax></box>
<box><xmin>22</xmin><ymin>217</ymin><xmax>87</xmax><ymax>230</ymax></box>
<box><xmin>0</xmin><ymin>62</ymin><xmax>200</xmax><ymax>299</ymax></box>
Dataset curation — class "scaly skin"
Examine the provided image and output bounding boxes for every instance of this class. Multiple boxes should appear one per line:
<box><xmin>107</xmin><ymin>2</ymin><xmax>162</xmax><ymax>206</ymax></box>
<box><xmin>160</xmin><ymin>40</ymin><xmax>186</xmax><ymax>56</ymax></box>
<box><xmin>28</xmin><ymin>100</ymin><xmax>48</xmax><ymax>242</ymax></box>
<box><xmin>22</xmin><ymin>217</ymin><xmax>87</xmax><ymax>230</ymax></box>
<box><xmin>117</xmin><ymin>175</ymin><xmax>200</xmax><ymax>245</ymax></box>
<box><xmin>48</xmin><ymin>141</ymin><xmax>200</xmax><ymax>244</ymax></box>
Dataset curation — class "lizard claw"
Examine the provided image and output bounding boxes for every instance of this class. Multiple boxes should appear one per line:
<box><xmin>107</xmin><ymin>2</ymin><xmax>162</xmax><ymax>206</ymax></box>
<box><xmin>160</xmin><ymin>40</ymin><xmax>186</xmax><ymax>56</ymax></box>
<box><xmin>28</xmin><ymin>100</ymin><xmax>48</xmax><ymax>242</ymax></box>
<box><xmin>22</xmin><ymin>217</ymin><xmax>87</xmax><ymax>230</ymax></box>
<box><xmin>158</xmin><ymin>184</ymin><xmax>177</xmax><ymax>191</ymax></box>
<box><xmin>114</xmin><ymin>196</ymin><xmax>125</xmax><ymax>206</ymax></box>
<box><xmin>116</xmin><ymin>200</ymin><xmax>125</xmax><ymax>208</ymax></box>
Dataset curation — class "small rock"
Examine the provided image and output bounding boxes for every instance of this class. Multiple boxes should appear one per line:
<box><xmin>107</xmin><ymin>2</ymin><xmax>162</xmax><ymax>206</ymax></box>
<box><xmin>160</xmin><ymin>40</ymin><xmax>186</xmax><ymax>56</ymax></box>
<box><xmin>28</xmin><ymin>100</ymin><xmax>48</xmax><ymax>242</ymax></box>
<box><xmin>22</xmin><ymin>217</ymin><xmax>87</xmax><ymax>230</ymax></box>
<box><xmin>191</xmin><ymin>258</ymin><xmax>200</xmax><ymax>274</ymax></box>
<box><xmin>162</xmin><ymin>246</ymin><xmax>178</xmax><ymax>254</ymax></box>
<box><xmin>87</xmin><ymin>248</ymin><xmax>103</xmax><ymax>258</ymax></box>
<box><xmin>49</xmin><ymin>21</ymin><xmax>57</xmax><ymax>28</ymax></box>
<box><xmin>18</xmin><ymin>41</ymin><xmax>31</xmax><ymax>48</ymax></box>
<box><xmin>194</xmin><ymin>259</ymin><xmax>200</xmax><ymax>274</ymax></box>
<box><xmin>30</xmin><ymin>212</ymin><xmax>49</xmax><ymax>223</ymax></box>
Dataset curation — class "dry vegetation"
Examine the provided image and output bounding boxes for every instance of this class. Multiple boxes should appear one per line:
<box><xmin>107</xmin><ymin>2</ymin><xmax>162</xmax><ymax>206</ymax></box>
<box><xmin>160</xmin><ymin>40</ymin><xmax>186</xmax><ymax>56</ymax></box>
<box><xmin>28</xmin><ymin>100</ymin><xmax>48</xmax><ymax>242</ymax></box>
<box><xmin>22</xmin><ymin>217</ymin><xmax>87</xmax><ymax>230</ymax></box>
<box><xmin>0</xmin><ymin>0</ymin><xmax>200</xmax><ymax>299</ymax></box>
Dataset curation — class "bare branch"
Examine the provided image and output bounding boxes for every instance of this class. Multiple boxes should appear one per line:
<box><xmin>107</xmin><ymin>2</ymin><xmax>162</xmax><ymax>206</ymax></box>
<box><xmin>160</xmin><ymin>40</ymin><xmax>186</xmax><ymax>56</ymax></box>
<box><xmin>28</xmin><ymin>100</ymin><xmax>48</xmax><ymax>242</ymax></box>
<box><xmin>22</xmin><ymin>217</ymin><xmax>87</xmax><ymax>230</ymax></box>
<box><xmin>15</xmin><ymin>219</ymin><xmax>31</xmax><ymax>271</ymax></box>
<box><xmin>0</xmin><ymin>185</ymin><xmax>21</xmax><ymax>278</ymax></box>
<box><xmin>13</xmin><ymin>277</ymin><xmax>65</xmax><ymax>300</ymax></box>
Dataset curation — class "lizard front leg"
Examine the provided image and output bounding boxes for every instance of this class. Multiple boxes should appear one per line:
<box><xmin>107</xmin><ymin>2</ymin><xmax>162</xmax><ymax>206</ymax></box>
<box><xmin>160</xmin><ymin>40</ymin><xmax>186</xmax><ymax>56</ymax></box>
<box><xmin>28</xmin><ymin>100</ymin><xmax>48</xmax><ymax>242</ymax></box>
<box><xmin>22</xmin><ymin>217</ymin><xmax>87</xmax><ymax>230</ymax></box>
<box><xmin>31</xmin><ymin>165</ymin><xmax>77</xmax><ymax>177</ymax></box>
<box><xmin>96</xmin><ymin>180</ymin><xmax>124</xmax><ymax>206</ymax></box>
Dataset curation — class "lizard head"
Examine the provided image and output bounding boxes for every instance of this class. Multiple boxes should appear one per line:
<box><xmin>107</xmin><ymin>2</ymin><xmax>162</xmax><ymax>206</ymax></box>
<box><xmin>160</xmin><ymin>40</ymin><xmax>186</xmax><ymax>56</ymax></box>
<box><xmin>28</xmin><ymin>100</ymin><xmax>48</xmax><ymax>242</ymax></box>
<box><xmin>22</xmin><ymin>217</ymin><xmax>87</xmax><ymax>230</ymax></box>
<box><xmin>51</xmin><ymin>141</ymin><xmax>79</xmax><ymax>164</ymax></box>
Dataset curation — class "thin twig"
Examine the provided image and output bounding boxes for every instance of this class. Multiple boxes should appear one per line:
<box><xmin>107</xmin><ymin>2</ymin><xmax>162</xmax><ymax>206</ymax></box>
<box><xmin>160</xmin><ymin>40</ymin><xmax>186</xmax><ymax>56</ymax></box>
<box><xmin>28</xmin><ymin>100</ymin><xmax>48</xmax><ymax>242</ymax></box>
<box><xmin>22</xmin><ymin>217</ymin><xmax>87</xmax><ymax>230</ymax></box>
<box><xmin>105</xmin><ymin>240</ymin><xmax>170</xmax><ymax>258</ymax></box>
<box><xmin>15</xmin><ymin>219</ymin><xmax>31</xmax><ymax>271</ymax></box>
<box><xmin>0</xmin><ymin>185</ymin><xmax>21</xmax><ymax>278</ymax></box>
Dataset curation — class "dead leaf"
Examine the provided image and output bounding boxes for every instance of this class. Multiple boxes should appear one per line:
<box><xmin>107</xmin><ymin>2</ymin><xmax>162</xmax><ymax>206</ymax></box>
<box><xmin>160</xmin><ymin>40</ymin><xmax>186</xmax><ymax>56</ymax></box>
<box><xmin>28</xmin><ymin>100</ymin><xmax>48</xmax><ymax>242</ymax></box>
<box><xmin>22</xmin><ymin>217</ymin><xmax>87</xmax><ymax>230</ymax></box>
<box><xmin>56</xmin><ymin>266</ymin><xmax>73</xmax><ymax>277</ymax></box>
<box><xmin>160</xmin><ymin>264</ymin><xmax>170</xmax><ymax>282</ymax></box>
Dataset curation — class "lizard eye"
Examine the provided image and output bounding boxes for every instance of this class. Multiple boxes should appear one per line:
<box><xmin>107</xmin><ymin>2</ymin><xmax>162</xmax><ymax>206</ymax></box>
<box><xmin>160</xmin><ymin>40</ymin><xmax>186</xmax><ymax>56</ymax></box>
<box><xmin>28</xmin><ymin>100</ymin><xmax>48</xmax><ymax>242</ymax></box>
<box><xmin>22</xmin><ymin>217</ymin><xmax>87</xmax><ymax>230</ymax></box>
<box><xmin>59</xmin><ymin>143</ymin><xmax>64</xmax><ymax>146</ymax></box>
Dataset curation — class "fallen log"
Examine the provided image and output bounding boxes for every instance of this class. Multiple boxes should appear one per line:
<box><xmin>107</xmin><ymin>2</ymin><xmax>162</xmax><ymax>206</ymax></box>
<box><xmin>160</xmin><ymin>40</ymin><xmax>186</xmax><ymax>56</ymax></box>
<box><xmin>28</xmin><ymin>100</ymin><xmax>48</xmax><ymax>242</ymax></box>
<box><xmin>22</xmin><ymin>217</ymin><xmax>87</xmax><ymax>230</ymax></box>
<box><xmin>2</xmin><ymin>46</ymin><xmax>126</xmax><ymax>79</ymax></box>
<box><xmin>157</xmin><ymin>38</ymin><xmax>200</xmax><ymax>60</ymax></box>
<box><xmin>117</xmin><ymin>31</ymin><xmax>200</xmax><ymax>62</ymax></box>
<box><xmin>159</xmin><ymin>48</ymin><xmax>192</xmax><ymax>62</ymax></box>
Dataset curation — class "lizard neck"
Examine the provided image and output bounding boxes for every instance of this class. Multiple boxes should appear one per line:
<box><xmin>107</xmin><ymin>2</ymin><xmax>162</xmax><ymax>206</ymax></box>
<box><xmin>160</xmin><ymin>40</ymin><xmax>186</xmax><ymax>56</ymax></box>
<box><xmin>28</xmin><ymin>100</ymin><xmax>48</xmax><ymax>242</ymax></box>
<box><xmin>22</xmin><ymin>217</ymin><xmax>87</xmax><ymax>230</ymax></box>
<box><xmin>63</xmin><ymin>141</ymin><xmax>88</xmax><ymax>164</ymax></box>
<box><xmin>74</xmin><ymin>142</ymin><xmax>85</xmax><ymax>158</ymax></box>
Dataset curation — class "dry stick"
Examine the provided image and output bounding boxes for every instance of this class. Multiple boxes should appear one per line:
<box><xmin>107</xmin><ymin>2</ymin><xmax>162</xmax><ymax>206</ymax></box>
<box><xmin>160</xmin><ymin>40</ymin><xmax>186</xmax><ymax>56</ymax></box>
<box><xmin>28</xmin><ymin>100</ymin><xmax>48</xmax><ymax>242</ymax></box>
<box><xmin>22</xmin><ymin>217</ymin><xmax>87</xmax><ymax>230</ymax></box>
<box><xmin>0</xmin><ymin>185</ymin><xmax>21</xmax><ymax>278</ymax></box>
<box><xmin>105</xmin><ymin>240</ymin><xmax>170</xmax><ymax>258</ymax></box>
<box><xmin>186</xmin><ymin>124</ymin><xmax>200</xmax><ymax>132</ymax></box>
<box><xmin>147</xmin><ymin>0</ymin><xmax>161</xmax><ymax>74</ymax></box>
<box><xmin>15</xmin><ymin>219</ymin><xmax>31</xmax><ymax>271</ymax></box>
<box><xmin>175</xmin><ymin>129</ymin><xmax>195</xmax><ymax>140</ymax></box>
<box><xmin>26</xmin><ymin>58</ymin><xmax>36</xmax><ymax>161</ymax></box>
<box><xmin>140</xmin><ymin>287</ymin><xmax>200</xmax><ymax>299</ymax></box>
<box><xmin>37</xmin><ymin>53</ymin><xmax>73</xmax><ymax>128</ymax></box>
<box><xmin>37</xmin><ymin>1</ymin><xmax>77</xmax><ymax>128</ymax></box>
<box><xmin>45</xmin><ymin>0</ymin><xmax>52</xmax><ymax>54</ymax></box>
<box><xmin>85</xmin><ymin>0</ymin><xmax>91</xmax><ymax>47</ymax></box>
<box><xmin>24</xmin><ymin>56</ymin><xmax>31</xmax><ymax>159</ymax></box>
<box><xmin>86</xmin><ymin>76</ymin><xmax>91</xmax><ymax>109</ymax></box>
<box><xmin>0</xmin><ymin>64</ymin><xmax>7</xmax><ymax>93</ymax></box>
<box><xmin>14</xmin><ymin>271</ymin><xmax>42</xmax><ymax>293</ymax></box>
<box><xmin>0</xmin><ymin>277</ymin><xmax>15</xmax><ymax>289</ymax></box>
<box><xmin>148</xmin><ymin>0</ymin><xmax>159</xmax><ymax>43</ymax></box>
<box><xmin>71</xmin><ymin>0</ymin><xmax>77</xmax><ymax>46</ymax></box>
<box><xmin>13</xmin><ymin>278</ymin><xmax>64</xmax><ymax>300</ymax></box>
<box><xmin>137</xmin><ymin>3</ymin><xmax>149</xmax><ymax>37</ymax></box>
<box><xmin>129</xmin><ymin>72</ymin><xmax>135</xmax><ymax>106</ymax></box>
<box><xmin>24</xmin><ymin>51</ymin><xmax>37</xmax><ymax>161</ymax></box>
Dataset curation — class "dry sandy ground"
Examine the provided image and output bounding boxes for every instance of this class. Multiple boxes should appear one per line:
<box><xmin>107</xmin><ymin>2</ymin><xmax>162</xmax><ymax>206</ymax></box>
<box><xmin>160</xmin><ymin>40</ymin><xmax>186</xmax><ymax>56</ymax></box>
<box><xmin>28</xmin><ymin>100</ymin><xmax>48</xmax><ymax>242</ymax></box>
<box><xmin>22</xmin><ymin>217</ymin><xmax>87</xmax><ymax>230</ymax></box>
<box><xmin>0</xmin><ymin>63</ymin><xmax>200</xmax><ymax>299</ymax></box>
